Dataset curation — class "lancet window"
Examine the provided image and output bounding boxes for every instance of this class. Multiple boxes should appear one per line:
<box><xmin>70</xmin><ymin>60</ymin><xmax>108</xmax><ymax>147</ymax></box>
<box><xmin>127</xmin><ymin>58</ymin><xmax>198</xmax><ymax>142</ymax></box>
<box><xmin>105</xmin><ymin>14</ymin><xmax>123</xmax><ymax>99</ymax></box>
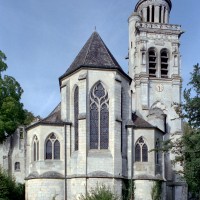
<box><xmin>45</xmin><ymin>133</ymin><xmax>60</xmax><ymax>160</ymax></box>
<box><xmin>90</xmin><ymin>82</ymin><xmax>109</xmax><ymax>150</ymax></box>
<box><xmin>155</xmin><ymin>139</ymin><xmax>160</xmax><ymax>164</ymax></box>
<box><xmin>33</xmin><ymin>136</ymin><xmax>39</xmax><ymax>161</ymax></box>
<box><xmin>160</xmin><ymin>49</ymin><xmax>169</xmax><ymax>78</ymax></box>
<box><xmin>135</xmin><ymin>137</ymin><xmax>148</xmax><ymax>162</ymax></box>
<box><xmin>148</xmin><ymin>49</ymin><xmax>157</xmax><ymax>77</ymax></box>
<box><xmin>74</xmin><ymin>86</ymin><xmax>79</xmax><ymax>151</ymax></box>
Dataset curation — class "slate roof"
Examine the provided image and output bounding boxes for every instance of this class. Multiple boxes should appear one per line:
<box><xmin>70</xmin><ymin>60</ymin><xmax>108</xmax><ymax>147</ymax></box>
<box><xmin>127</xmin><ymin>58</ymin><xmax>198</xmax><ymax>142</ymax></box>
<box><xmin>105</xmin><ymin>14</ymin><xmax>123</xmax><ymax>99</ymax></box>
<box><xmin>41</xmin><ymin>103</ymin><xmax>63</xmax><ymax>124</ymax></box>
<box><xmin>131</xmin><ymin>113</ymin><xmax>165</xmax><ymax>134</ymax></box>
<box><xmin>26</xmin><ymin>103</ymin><xmax>71</xmax><ymax>131</ymax></box>
<box><xmin>132</xmin><ymin>113</ymin><xmax>155</xmax><ymax>128</ymax></box>
<box><xmin>59</xmin><ymin>31</ymin><xmax>131</xmax><ymax>81</ymax></box>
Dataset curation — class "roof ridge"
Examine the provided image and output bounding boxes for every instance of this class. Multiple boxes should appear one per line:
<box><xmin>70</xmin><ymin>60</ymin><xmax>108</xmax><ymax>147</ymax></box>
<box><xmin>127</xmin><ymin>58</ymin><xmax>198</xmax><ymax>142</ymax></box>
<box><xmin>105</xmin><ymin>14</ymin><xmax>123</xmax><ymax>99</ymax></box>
<box><xmin>59</xmin><ymin>31</ymin><xmax>130</xmax><ymax>81</ymax></box>
<box><xmin>97</xmin><ymin>33</ymin><xmax>116</xmax><ymax>67</ymax></box>
<box><xmin>83</xmin><ymin>32</ymin><xmax>95</xmax><ymax>65</ymax></box>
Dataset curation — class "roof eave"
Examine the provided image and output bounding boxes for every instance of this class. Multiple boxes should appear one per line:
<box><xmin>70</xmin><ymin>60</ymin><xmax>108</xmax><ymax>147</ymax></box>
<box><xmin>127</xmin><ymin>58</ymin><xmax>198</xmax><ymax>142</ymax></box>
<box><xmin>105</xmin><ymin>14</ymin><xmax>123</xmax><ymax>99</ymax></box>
<box><xmin>59</xmin><ymin>65</ymin><xmax>132</xmax><ymax>87</ymax></box>
<box><xmin>26</xmin><ymin>121</ymin><xmax>72</xmax><ymax>131</ymax></box>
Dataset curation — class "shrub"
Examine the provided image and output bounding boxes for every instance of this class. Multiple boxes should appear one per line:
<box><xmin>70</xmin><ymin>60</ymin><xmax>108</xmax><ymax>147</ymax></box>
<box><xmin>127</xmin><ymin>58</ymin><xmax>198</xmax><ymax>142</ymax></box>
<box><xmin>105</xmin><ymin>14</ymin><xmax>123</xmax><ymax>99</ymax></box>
<box><xmin>0</xmin><ymin>167</ymin><xmax>25</xmax><ymax>200</ymax></box>
<box><xmin>78</xmin><ymin>184</ymin><xmax>119</xmax><ymax>200</ymax></box>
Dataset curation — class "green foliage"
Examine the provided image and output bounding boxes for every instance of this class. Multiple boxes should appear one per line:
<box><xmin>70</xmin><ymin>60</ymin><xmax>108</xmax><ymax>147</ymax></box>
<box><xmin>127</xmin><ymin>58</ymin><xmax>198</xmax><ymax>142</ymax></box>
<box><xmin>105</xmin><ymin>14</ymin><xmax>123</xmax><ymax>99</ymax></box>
<box><xmin>122</xmin><ymin>180</ymin><xmax>135</xmax><ymax>200</ymax></box>
<box><xmin>0</xmin><ymin>167</ymin><xmax>25</xmax><ymax>200</ymax></box>
<box><xmin>78</xmin><ymin>184</ymin><xmax>119</xmax><ymax>200</ymax></box>
<box><xmin>181</xmin><ymin>64</ymin><xmax>200</xmax><ymax>196</ymax></box>
<box><xmin>162</xmin><ymin>64</ymin><xmax>200</xmax><ymax>197</ymax></box>
<box><xmin>151</xmin><ymin>181</ymin><xmax>162</xmax><ymax>200</ymax></box>
<box><xmin>0</xmin><ymin>50</ymin><xmax>8</xmax><ymax>75</ymax></box>
<box><xmin>183</xmin><ymin>63</ymin><xmax>200</xmax><ymax>129</ymax></box>
<box><xmin>23</xmin><ymin>109</ymin><xmax>35</xmax><ymax>126</ymax></box>
<box><xmin>156</xmin><ymin>64</ymin><xmax>200</xmax><ymax>197</ymax></box>
<box><xmin>182</xmin><ymin>128</ymin><xmax>200</xmax><ymax>196</ymax></box>
<box><xmin>0</xmin><ymin>50</ymin><xmax>34</xmax><ymax>142</ymax></box>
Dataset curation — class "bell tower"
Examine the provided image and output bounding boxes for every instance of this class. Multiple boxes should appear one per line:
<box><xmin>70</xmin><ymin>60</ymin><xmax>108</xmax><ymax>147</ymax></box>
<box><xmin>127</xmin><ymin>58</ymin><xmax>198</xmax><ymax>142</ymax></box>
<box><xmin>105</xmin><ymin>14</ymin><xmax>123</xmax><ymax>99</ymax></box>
<box><xmin>128</xmin><ymin>0</ymin><xmax>187</xmax><ymax>199</ymax></box>
<box><xmin>128</xmin><ymin>0</ymin><xmax>183</xmax><ymax>123</ymax></box>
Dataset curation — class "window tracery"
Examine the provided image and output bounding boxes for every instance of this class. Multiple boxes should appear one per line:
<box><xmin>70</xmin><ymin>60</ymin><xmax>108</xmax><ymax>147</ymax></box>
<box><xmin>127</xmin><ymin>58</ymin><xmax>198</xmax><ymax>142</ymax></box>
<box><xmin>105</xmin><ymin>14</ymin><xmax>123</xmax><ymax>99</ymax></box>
<box><xmin>90</xmin><ymin>82</ymin><xmax>109</xmax><ymax>149</ymax></box>
<box><xmin>45</xmin><ymin>133</ymin><xmax>60</xmax><ymax>160</ymax></box>
<box><xmin>74</xmin><ymin>86</ymin><xmax>79</xmax><ymax>151</ymax></box>
<box><xmin>135</xmin><ymin>137</ymin><xmax>148</xmax><ymax>162</ymax></box>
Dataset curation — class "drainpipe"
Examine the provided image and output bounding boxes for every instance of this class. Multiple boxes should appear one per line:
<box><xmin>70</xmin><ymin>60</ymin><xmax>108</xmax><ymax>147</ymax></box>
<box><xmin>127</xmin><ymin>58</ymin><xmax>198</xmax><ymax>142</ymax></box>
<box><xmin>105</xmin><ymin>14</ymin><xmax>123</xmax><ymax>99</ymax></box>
<box><xmin>162</xmin><ymin>127</ymin><xmax>167</xmax><ymax>200</ymax></box>
<box><xmin>162</xmin><ymin>115</ymin><xmax>167</xmax><ymax>182</ymax></box>
<box><xmin>64</xmin><ymin>124</ymin><xmax>67</xmax><ymax>200</ymax></box>
<box><xmin>131</xmin><ymin>90</ymin><xmax>133</xmax><ymax>200</ymax></box>
<box><xmin>85</xmin><ymin>71</ymin><xmax>88</xmax><ymax>196</ymax></box>
<box><xmin>131</xmin><ymin>128</ymin><xmax>133</xmax><ymax>200</ymax></box>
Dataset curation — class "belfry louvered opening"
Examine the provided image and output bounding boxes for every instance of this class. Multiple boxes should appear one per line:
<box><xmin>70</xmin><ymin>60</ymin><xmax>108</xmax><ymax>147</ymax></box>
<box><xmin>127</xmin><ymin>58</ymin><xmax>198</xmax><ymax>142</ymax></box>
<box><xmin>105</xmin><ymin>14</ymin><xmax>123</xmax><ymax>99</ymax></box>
<box><xmin>161</xmin><ymin>50</ymin><xmax>169</xmax><ymax>78</ymax></box>
<box><xmin>148</xmin><ymin>49</ymin><xmax>157</xmax><ymax>77</ymax></box>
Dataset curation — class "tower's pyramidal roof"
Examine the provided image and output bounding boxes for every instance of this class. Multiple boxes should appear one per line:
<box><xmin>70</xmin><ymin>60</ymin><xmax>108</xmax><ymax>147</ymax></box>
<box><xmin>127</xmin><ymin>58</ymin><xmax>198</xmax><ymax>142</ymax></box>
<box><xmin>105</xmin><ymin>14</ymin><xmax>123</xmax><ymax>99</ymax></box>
<box><xmin>60</xmin><ymin>31</ymin><xmax>125</xmax><ymax>79</ymax></box>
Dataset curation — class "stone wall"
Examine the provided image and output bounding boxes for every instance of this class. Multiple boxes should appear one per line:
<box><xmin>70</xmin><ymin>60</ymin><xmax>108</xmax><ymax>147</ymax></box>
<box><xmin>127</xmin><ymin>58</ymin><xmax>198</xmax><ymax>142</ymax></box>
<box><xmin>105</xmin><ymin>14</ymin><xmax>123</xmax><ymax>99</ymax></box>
<box><xmin>26</xmin><ymin>179</ymin><xmax>64</xmax><ymax>200</ymax></box>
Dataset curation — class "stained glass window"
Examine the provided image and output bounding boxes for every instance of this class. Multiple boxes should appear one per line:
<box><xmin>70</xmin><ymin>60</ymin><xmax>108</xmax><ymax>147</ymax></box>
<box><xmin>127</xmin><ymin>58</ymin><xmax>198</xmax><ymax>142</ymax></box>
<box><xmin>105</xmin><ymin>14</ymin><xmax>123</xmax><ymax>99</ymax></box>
<box><xmin>45</xmin><ymin>133</ymin><xmax>60</xmax><ymax>160</ymax></box>
<box><xmin>135</xmin><ymin>144</ymin><xmax>141</xmax><ymax>162</ymax></box>
<box><xmin>90</xmin><ymin>82</ymin><xmax>109</xmax><ymax>149</ymax></box>
<box><xmin>33</xmin><ymin>136</ymin><xmax>39</xmax><ymax>161</ymax></box>
<box><xmin>142</xmin><ymin>144</ymin><xmax>148</xmax><ymax>162</ymax></box>
<box><xmin>90</xmin><ymin>103</ymin><xmax>98</xmax><ymax>149</ymax></box>
<box><xmin>46</xmin><ymin>140</ymin><xmax>52</xmax><ymax>159</ymax></box>
<box><xmin>54</xmin><ymin>140</ymin><xmax>60</xmax><ymax>159</ymax></box>
<box><xmin>100</xmin><ymin>104</ymin><xmax>109</xmax><ymax>149</ymax></box>
<box><xmin>74</xmin><ymin>86</ymin><xmax>79</xmax><ymax>151</ymax></box>
<box><xmin>135</xmin><ymin>137</ymin><xmax>148</xmax><ymax>162</ymax></box>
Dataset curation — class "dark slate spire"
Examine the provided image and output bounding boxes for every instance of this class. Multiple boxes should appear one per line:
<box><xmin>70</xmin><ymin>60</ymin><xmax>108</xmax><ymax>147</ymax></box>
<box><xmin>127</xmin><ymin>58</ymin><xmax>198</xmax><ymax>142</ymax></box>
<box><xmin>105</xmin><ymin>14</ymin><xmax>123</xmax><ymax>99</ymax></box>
<box><xmin>59</xmin><ymin>31</ymin><xmax>128</xmax><ymax>80</ymax></box>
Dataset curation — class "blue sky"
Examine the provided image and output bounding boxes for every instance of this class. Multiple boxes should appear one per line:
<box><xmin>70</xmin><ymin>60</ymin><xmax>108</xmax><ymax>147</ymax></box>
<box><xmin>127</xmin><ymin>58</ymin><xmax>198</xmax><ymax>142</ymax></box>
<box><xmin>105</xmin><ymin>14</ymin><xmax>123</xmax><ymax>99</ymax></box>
<box><xmin>0</xmin><ymin>0</ymin><xmax>199</xmax><ymax>117</ymax></box>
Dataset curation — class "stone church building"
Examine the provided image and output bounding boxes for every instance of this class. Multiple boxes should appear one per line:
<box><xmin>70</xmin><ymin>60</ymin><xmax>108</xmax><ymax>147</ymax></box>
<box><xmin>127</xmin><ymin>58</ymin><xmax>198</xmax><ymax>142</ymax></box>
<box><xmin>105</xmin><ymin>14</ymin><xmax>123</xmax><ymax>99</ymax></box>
<box><xmin>0</xmin><ymin>0</ymin><xmax>188</xmax><ymax>199</ymax></box>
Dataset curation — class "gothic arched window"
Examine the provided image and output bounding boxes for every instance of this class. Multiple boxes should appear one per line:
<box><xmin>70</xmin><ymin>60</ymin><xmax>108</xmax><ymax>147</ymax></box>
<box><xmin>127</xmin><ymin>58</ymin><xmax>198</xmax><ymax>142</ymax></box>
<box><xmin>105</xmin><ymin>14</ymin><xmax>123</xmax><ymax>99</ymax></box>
<box><xmin>74</xmin><ymin>86</ymin><xmax>79</xmax><ymax>151</ymax></box>
<box><xmin>45</xmin><ymin>133</ymin><xmax>60</xmax><ymax>160</ymax></box>
<box><xmin>148</xmin><ymin>49</ymin><xmax>157</xmax><ymax>77</ymax></box>
<box><xmin>160</xmin><ymin>49</ymin><xmax>169</xmax><ymax>78</ymax></box>
<box><xmin>135</xmin><ymin>137</ymin><xmax>148</xmax><ymax>162</ymax></box>
<box><xmin>90</xmin><ymin>82</ymin><xmax>109</xmax><ymax>149</ymax></box>
<box><xmin>33</xmin><ymin>136</ymin><xmax>39</xmax><ymax>161</ymax></box>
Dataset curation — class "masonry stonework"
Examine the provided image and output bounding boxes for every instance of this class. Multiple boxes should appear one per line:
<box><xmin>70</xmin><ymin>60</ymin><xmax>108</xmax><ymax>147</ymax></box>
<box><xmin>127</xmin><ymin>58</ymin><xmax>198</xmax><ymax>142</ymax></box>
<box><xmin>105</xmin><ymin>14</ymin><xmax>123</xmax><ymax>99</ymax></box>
<box><xmin>0</xmin><ymin>0</ymin><xmax>187</xmax><ymax>199</ymax></box>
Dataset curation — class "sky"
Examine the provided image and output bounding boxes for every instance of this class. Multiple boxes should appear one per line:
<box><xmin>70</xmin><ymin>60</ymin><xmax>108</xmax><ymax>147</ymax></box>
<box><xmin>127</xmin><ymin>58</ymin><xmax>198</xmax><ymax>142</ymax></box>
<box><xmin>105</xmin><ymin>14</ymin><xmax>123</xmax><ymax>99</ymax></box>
<box><xmin>0</xmin><ymin>0</ymin><xmax>199</xmax><ymax>118</ymax></box>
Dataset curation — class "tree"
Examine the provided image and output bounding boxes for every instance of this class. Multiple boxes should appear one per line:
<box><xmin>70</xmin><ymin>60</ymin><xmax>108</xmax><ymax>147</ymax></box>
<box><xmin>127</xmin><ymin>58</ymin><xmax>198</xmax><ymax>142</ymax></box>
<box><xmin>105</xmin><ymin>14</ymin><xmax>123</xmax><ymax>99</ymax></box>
<box><xmin>183</xmin><ymin>64</ymin><xmax>200</xmax><ymax>129</ymax></box>
<box><xmin>0</xmin><ymin>50</ymin><xmax>34</xmax><ymax>142</ymax></box>
<box><xmin>181</xmin><ymin>64</ymin><xmax>200</xmax><ymax>197</ymax></box>
<box><xmin>158</xmin><ymin>64</ymin><xmax>200</xmax><ymax>198</ymax></box>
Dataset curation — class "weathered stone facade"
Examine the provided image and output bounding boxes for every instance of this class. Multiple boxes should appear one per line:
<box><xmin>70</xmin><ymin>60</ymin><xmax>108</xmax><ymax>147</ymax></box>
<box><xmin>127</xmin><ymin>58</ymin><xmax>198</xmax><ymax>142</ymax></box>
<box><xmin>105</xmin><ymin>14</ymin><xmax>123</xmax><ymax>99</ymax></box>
<box><xmin>0</xmin><ymin>0</ymin><xmax>188</xmax><ymax>199</ymax></box>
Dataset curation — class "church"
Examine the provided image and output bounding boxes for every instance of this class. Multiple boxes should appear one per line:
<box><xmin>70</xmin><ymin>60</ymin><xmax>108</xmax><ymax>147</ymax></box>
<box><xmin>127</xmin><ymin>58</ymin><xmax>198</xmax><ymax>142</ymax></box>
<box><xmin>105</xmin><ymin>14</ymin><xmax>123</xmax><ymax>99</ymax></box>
<box><xmin>0</xmin><ymin>0</ymin><xmax>188</xmax><ymax>199</ymax></box>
